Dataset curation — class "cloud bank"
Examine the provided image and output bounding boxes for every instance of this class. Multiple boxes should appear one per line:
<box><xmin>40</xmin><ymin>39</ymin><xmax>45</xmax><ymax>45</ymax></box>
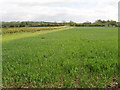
<box><xmin>0</xmin><ymin>0</ymin><xmax>119</xmax><ymax>22</ymax></box>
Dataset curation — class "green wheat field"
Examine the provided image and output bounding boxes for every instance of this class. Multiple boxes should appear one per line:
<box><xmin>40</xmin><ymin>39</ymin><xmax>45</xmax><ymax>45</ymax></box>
<box><xmin>2</xmin><ymin>27</ymin><xmax>118</xmax><ymax>88</ymax></box>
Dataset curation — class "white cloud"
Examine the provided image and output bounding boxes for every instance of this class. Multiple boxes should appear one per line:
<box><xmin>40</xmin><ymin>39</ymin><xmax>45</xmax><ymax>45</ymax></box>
<box><xmin>0</xmin><ymin>0</ymin><xmax>119</xmax><ymax>22</ymax></box>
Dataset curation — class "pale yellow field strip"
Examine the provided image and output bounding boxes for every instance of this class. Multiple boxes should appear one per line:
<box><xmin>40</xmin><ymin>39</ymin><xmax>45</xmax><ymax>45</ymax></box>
<box><xmin>2</xmin><ymin>27</ymin><xmax>72</xmax><ymax>41</ymax></box>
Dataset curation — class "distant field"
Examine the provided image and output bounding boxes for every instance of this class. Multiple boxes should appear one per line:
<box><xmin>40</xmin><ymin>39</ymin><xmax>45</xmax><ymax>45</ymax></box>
<box><xmin>2</xmin><ymin>26</ymin><xmax>67</xmax><ymax>34</ymax></box>
<box><xmin>2</xmin><ymin>27</ymin><xmax>118</xmax><ymax>88</ymax></box>
<box><xmin>2</xmin><ymin>26</ymin><xmax>70</xmax><ymax>41</ymax></box>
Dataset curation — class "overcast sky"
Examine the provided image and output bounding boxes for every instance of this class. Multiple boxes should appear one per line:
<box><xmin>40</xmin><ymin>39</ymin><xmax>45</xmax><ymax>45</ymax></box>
<box><xmin>0</xmin><ymin>0</ymin><xmax>119</xmax><ymax>22</ymax></box>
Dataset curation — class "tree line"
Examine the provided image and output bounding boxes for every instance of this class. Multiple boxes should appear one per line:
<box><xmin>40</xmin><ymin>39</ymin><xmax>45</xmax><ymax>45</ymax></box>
<box><xmin>1</xmin><ymin>20</ymin><xmax>119</xmax><ymax>28</ymax></box>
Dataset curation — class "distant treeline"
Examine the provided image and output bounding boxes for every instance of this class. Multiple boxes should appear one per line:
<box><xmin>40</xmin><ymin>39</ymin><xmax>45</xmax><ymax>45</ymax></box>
<box><xmin>1</xmin><ymin>20</ymin><xmax>119</xmax><ymax>28</ymax></box>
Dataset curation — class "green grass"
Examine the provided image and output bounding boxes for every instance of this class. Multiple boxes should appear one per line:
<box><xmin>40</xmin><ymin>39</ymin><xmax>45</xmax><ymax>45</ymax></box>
<box><xmin>2</xmin><ymin>27</ymin><xmax>118</xmax><ymax>88</ymax></box>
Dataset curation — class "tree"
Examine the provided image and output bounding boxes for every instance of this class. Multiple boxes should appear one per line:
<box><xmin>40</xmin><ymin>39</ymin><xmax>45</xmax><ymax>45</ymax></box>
<box><xmin>109</xmin><ymin>20</ymin><xmax>117</xmax><ymax>27</ymax></box>
<box><xmin>69</xmin><ymin>21</ymin><xmax>76</xmax><ymax>26</ymax></box>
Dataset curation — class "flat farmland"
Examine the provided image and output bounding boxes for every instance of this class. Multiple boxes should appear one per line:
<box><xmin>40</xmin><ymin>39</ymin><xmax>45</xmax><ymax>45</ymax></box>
<box><xmin>2</xmin><ymin>27</ymin><xmax>118</xmax><ymax>88</ymax></box>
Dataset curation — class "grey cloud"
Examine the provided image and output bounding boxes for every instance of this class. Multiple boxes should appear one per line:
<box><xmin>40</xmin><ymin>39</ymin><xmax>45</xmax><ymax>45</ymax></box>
<box><xmin>1</xmin><ymin>0</ymin><xmax>118</xmax><ymax>22</ymax></box>
<box><xmin>4</xmin><ymin>0</ymin><xmax>74</xmax><ymax>7</ymax></box>
<box><xmin>2</xmin><ymin>11</ymin><xmax>86</xmax><ymax>22</ymax></box>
